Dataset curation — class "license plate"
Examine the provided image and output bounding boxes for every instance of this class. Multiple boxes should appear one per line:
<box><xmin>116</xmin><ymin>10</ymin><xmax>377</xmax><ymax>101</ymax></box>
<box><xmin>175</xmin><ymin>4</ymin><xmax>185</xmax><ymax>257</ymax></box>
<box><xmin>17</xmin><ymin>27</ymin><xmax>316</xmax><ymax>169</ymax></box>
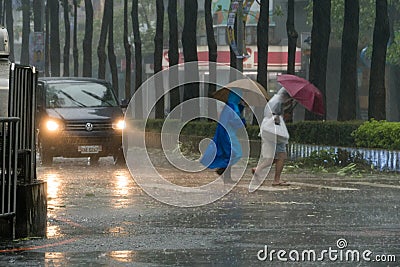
<box><xmin>78</xmin><ymin>145</ymin><xmax>102</xmax><ymax>154</ymax></box>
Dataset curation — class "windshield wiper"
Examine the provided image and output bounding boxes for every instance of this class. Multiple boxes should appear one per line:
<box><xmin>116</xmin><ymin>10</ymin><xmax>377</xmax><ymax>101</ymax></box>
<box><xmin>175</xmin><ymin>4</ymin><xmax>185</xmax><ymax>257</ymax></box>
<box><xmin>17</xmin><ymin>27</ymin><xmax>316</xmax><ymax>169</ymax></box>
<box><xmin>81</xmin><ymin>89</ymin><xmax>115</xmax><ymax>107</ymax></box>
<box><xmin>60</xmin><ymin>91</ymin><xmax>87</xmax><ymax>107</ymax></box>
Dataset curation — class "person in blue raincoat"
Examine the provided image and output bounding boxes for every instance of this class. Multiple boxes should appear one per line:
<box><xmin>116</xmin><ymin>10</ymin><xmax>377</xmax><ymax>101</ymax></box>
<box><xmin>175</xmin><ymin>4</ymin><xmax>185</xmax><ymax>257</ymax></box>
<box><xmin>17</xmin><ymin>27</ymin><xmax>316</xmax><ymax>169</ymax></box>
<box><xmin>200</xmin><ymin>88</ymin><xmax>246</xmax><ymax>183</ymax></box>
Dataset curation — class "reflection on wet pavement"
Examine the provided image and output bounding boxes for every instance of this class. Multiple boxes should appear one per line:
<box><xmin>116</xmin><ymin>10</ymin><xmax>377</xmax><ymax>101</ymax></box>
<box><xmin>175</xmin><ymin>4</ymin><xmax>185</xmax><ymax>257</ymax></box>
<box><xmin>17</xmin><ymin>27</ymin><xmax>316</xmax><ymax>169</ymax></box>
<box><xmin>0</xmin><ymin>155</ymin><xmax>399</xmax><ymax>266</ymax></box>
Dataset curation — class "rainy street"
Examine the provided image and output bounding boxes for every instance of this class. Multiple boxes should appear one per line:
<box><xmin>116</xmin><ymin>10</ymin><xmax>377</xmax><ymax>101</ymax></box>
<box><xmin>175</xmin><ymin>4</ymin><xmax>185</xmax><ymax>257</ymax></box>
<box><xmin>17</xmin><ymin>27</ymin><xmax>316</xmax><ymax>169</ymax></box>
<box><xmin>1</xmin><ymin>151</ymin><xmax>400</xmax><ymax>266</ymax></box>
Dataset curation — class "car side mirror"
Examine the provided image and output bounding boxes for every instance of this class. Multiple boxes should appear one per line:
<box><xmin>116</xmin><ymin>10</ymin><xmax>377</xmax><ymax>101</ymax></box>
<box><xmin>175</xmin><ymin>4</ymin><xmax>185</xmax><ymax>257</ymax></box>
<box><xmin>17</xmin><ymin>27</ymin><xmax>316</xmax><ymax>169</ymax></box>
<box><xmin>120</xmin><ymin>99</ymin><xmax>129</xmax><ymax>109</ymax></box>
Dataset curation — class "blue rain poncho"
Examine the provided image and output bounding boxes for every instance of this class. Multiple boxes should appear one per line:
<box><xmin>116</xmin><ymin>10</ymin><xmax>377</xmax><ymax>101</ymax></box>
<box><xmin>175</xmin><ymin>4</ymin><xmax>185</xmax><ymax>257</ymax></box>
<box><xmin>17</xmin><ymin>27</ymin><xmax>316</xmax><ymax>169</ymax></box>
<box><xmin>200</xmin><ymin>90</ymin><xmax>246</xmax><ymax>169</ymax></box>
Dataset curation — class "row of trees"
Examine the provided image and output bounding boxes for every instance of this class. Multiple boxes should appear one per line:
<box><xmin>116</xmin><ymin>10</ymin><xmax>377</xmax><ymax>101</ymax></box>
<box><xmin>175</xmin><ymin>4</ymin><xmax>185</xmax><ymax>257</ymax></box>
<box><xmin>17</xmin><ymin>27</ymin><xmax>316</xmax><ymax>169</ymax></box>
<box><xmin>1</xmin><ymin>0</ymin><xmax>398</xmax><ymax>121</ymax></box>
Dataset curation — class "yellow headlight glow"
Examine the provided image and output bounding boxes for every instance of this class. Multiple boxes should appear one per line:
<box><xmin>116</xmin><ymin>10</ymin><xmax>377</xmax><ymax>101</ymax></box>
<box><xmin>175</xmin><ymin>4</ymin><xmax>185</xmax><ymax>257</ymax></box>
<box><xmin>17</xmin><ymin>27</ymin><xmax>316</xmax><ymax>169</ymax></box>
<box><xmin>46</xmin><ymin>120</ymin><xmax>60</xmax><ymax>131</ymax></box>
<box><xmin>113</xmin><ymin>119</ymin><xmax>125</xmax><ymax>130</ymax></box>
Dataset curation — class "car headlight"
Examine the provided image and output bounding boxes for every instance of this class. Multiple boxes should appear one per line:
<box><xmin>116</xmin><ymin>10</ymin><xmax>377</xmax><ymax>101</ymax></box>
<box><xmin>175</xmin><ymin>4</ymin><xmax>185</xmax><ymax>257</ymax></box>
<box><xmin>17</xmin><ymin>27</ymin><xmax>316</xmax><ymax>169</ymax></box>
<box><xmin>46</xmin><ymin>120</ymin><xmax>61</xmax><ymax>132</ymax></box>
<box><xmin>113</xmin><ymin>119</ymin><xmax>125</xmax><ymax>130</ymax></box>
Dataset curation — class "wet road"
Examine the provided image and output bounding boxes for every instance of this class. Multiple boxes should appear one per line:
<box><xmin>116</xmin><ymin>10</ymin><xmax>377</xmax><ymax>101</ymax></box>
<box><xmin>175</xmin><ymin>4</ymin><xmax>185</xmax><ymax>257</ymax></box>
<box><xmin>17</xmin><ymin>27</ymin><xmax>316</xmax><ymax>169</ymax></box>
<box><xmin>1</xmin><ymin>152</ymin><xmax>400</xmax><ymax>266</ymax></box>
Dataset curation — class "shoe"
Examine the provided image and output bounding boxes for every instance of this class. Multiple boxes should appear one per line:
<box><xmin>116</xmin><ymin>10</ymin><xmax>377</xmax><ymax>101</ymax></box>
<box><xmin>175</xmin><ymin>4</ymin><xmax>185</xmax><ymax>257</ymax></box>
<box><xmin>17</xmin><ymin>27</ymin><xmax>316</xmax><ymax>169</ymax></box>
<box><xmin>216</xmin><ymin>168</ymin><xmax>225</xmax><ymax>175</ymax></box>
<box><xmin>272</xmin><ymin>181</ymin><xmax>290</xmax><ymax>186</ymax></box>
<box><xmin>251</xmin><ymin>168</ymin><xmax>256</xmax><ymax>175</ymax></box>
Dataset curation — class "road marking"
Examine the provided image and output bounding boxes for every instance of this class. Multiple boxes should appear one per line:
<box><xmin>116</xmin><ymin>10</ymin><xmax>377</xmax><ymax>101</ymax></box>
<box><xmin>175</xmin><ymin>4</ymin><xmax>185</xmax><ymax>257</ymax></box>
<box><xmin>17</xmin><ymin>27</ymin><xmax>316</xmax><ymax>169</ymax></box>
<box><xmin>265</xmin><ymin>201</ymin><xmax>313</xmax><ymax>205</ymax></box>
<box><xmin>237</xmin><ymin>184</ymin><xmax>298</xmax><ymax>191</ymax></box>
<box><xmin>346</xmin><ymin>181</ymin><xmax>400</xmax><ymax>189</ymax></box>
<box><xmin>287</xmin><ymin>182</ymin><xmax>359</xmax><ymax>191</ymax></box>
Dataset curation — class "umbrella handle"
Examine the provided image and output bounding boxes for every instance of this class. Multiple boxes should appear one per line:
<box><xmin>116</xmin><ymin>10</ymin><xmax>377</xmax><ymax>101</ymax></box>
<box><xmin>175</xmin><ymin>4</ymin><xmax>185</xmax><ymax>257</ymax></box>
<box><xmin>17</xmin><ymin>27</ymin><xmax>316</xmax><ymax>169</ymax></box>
<box><xmin>284</xmin><ymin>101</ymin><xmax>298</xmax><ymax>114</ymax></box>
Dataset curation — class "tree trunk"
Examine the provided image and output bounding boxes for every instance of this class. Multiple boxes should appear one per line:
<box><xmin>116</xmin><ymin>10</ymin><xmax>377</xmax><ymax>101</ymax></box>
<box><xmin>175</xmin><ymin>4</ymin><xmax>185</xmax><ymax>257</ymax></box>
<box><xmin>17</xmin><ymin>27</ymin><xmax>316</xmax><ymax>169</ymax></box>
<box><xmin>107</xmin><ymin>0</ymin><xmax>119</xmax><ymax>99</ymax></box>
<box><xmin>182</xmin><ymin>0</ymin><xmax>200</xmax><ymax>120</ymax></box>
<box><xmin>20</xmin><ymin>0</ymin><xmax>30</xmax><ymax>65</ymax></box>
<box><xmin>132</xmin><ymin>0</ymin><xmax>143</xmax><ymax>118</ymax></box>
<box><xmin>168</xmin><ymin>0</ymin><xmax>180</xmax><ymax>117</ymax></box>
<box><xmin>337</xmin><ymin>0</ymin><xmax>359</xmax><ymax>121</ymax></box>
<box><xmin>123</xmin><ymin>0</ymin><xmax>131</xmax><ymax>100</ymax></box>
<box><xmin>49</xmin><ymin>0</ymin><xmax>60</xmax><ymax>76</ymax></box>
<box><xmin>257</xmin><ymin>0</ymin><xmax>269</xmax><ymax>89</ymax></box>
<box><xmin>0</xmin><ymin>1</ymin><xmax>3</xmax><ymax>26</ymax></box>
<box><xmin>73</xmin><ymin>0</ymin><xmax>79</xmax><ymax>77</ymax></box>
<box><xmin>254</xmin><ymin>0</ymin><xmax>270</xmax><ymax>125</ymax></box>
<box><xmin>285</xmin><ymin>0</ymin><xmax>298</xmax><ymax>123</ymax></box>
<box><xmin>368</xmin><ymin>0</ymin><xmax>390</xmax><ymax>120</ymax></box>
<box><xmin>5</xmin><ymin>0</ymin><xmax>14</xmax><ymax>62</ymax></box>
<box><xmin>306</xmin><ymin>0</ymin><xmax>330</xmax><ymax>120</ymax></box>
<box><xmin>229</xmin><ymin>16</ymin><xmax>237</xmax><ymax>81</ymax></box>
<box><xmin>62</xmin><ymin>0</ymin><xmax>70</xmax><ymax>77</ymax></box>
<box><xmin>33</xmin><ymin>0</ymin><xmax>43</xmax><ymax>32</ymax></box>
<box><xmin>205</xmin><ymin>0</ymin><xmax>218</xmax><ymax>119</ymax></box>
<box><xmin>45</xmin><ymin>1</ymin><xmax>49</xmax><ymax>76</ymax></box>
<box><xmin>286</xmin><ymin>0</ymin><xmax>298</xmax><ymax>75</ymax></box>
<box><xmin>83</xmin><ymin>0</ymin><xmax>93</xmax><ymax>77</ymax></box>
<box><xmin>97</xmin><ymin>0</ymin><xmax>110</xmax><ymax>80</ymax></box>
<box><xmin>154</xmin><ymin>0</ymin><xmax>164</xmax><ymax>119</ymax></box>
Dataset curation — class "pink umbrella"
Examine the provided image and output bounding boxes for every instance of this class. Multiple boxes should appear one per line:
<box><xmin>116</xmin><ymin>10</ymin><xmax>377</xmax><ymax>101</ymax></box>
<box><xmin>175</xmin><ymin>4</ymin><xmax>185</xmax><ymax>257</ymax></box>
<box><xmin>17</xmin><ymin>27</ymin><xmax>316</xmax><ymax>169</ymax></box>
<box><xmin>277</xmin><ymin>74</ymin><xmax>325</xmax><ymax>115</ymax></box>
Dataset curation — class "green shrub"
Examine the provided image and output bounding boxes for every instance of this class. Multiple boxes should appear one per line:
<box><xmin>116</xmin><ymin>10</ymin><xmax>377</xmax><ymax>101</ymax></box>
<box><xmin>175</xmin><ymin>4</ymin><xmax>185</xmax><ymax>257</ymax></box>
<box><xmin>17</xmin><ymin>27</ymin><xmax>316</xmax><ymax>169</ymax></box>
<box><xmin>143</xmin><ymin>119</ymin><xmax>367</xmax><ymax>148</ymax></box>
<box><xmin>287</xmin><ymin>121</ymin><xmax>363</xmax><ymax>147</ymax></box>
<box><xmin>352</xmin><ymin>120</ymin><xmax>400</xmax><ymax>150</ymax></box>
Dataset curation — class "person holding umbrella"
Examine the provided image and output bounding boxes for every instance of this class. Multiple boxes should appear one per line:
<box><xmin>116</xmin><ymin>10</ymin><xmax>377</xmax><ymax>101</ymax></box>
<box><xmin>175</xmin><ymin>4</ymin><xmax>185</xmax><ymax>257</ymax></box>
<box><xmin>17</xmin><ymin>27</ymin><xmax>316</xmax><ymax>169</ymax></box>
<box><xmin>252</xmin><ymin>87</ymin><xmax>294</xmax><ymax>186</ymax></box>
<box><xmin>251</xmin><ymin>74</ymin><xmax>324</xmax><ymax>188</ymax></box>
<box><xmin>200</xmin><ymin>88</ymin><xmax>246</xmax><ymax>184</ymax></box>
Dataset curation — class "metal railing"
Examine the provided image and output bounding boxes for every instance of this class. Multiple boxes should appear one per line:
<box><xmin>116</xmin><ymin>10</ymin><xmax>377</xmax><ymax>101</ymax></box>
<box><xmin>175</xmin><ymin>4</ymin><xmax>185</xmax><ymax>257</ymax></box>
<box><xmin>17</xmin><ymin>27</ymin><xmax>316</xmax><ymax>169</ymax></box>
<box><xmin>288</xmin><ymin>143</ymin><xmax>400</xmax><ymax>172</ymax></box>
<box><xmin>0</xmin><ymin>117</ymin><xmax>19</xmax><ymax>218</ymax></box>
<box><xmin>8</xmin><ymin>64</ymin><xmax>38</xmax><ymax>184</ymax></box>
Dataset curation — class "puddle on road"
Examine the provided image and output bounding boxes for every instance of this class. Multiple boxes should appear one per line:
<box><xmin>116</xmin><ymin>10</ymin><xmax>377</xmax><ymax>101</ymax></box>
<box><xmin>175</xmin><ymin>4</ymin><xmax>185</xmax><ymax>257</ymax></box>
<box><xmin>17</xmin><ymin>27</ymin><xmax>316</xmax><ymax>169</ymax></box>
<box><xmin>0</xmin><ymin>248</ymin><xmax>257</xmax><ymax>266</ymax></box>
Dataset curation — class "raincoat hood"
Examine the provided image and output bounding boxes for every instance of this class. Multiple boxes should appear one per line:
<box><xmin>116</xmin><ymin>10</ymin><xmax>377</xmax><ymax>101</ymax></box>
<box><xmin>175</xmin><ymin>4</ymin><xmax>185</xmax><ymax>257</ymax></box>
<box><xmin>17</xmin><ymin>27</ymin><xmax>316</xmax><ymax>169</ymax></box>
<box><xmin>227</xmin><ymin>88</ymin><xmax>243</xmax><ymax>105</ymax></box>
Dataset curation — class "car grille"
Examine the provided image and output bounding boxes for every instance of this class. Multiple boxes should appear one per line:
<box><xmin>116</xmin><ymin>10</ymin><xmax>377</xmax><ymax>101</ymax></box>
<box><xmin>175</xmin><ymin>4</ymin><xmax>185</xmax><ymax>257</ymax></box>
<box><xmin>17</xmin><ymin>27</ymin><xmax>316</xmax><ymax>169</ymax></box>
<box><xmin>64</xmin><ymin>121</ymin><xmax>113</xmax><ymax>131</ymax></box>
<box><xmin>64</xmin><ymin>136</ymin><xmax>117</xmax><ymax>145</ymax></box>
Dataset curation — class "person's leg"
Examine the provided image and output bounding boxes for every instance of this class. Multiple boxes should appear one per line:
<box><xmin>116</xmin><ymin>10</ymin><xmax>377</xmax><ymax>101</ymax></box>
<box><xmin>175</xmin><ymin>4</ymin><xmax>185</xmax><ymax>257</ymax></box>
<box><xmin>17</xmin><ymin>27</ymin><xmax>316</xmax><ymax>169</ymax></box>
<box><xmin>252</xmin><ymin>157</ymin><xmax>273</xmax><ymax>176</ymax></box>
<box><xmin>254</xmin><ymin>136</ymin><xmax>275</xmax><ymax>176</ymax></box>
<box><xmin>273</xmin><ymin>155</ymin><xmax>285</xmax><ymax>184</ymax></box>
<box><xmin>272</xmin><ymin>143</ymin><xmax>290</xmax><ymax>186</ymax></box>
<box><xmin>223</xmin><ymin>165</ymin><xmax>234</xmax><ymax>184</ymax></box>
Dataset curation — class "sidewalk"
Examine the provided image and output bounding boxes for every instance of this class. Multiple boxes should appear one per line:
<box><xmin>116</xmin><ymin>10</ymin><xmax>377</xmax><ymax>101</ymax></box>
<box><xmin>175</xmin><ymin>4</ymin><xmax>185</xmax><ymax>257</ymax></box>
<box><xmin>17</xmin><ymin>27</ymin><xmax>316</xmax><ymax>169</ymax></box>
<box><xmin>0</xmin><ymin>154</ymin><xmax>399</xmax><ymax>266</ymax></box>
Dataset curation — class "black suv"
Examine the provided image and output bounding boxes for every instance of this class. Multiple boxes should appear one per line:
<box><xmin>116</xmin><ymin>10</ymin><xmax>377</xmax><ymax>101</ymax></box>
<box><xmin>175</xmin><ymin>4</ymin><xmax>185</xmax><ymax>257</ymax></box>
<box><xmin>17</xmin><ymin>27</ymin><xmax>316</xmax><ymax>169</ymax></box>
<box><xmin>36</xmin><ymin>77</ymin><xmax>125</xmax><ymax>165</ymax></box>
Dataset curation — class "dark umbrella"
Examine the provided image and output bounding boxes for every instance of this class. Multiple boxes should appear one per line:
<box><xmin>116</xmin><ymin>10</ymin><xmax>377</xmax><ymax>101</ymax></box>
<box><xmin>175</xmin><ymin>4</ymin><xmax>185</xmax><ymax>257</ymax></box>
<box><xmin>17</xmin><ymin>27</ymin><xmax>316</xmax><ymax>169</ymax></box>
<box><xmin>277</xmin><ymin>74</ymin><xmax>325</xmax><ymax>115</ymax></box>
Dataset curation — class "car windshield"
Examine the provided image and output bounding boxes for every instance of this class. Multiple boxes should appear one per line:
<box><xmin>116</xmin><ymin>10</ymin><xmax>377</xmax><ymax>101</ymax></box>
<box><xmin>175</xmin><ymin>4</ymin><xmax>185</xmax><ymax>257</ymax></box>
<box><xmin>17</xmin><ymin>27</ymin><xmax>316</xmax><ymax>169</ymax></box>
<box><xmin>46</xmin><ymin>81</ymin><xmax>118</xmax><ymax>108</ymax></box>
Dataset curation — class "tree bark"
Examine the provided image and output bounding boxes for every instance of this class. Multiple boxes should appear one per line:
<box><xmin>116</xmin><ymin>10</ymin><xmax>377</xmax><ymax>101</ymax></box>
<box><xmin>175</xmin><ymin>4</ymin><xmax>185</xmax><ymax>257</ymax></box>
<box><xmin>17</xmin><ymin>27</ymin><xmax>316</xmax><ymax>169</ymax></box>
<box><xmin>168</xmin><ymin>0</ymin><xmax>180</xmax><ymax>117</ymax></box>
<box><xmin>182</xmin><ymin>0</ymin><xmax>200</xmax><ymax>120</ymax></box>
<box><xmin>123</xmin><ymin>0</ymin><xmax>131</xmax><ymax>100</ymax></box>
<box><xmin>286</xmin><ymin>0</ymin><xmax>298</xmax><ymax>75</ymax></box>
<box><xmin>33</xmin><ymin>0</ymin><xmax>42</xmax><ymax>32</ymax></box>
<box><xmin>20</xmin><ymin>0</ymin><xmax>30</xmax><ymax>65</ymax></box>
<box><xmin>337</xmin><ymin>0</ymin><xmax>359</xmax><ymax>121</ymax></box>
<box><xmin>62</xmin><ymin>0</ymin><xmax>70</xmax><ymax>76</ymax></box>
<box><xmin>5</xmin><ymin>0</ymin><xmax>14</xmax><ymax>62</ymax></box>
<box><xmin>368</xmin><ymin>0</ymin><xmax>390</xmax><ymax>120</ymax></box>
<box><xmin>229</xmin><ymin>16</ymin><xmax>237</xmax><ymax>81</ymax></box>
<box><xmin>97</xmin><ymin>0</ymin><xmax>110</xmax><ymax>80</ymax></box>
<box><xmin>285</xmin><ymin>0</ymin><xmax>298</xmax><ymax>123</ymax></box>
<box><xmin>205</xmin><ymin>0</ymin><xmax>218</xmax><ymax>119</ymax></box>
<box><xmin>132</xmin><ymin>0</ymin><xmax>143</xmax><ymax>118</ymax></box>
<box><xmin>154</xmin><ymin>0</ymin><xmax>164</xmax><ymax>119</ymax></box>
<box><xmin>107</xmin><ymin>0</ymin><xmax>119</xmax><ymax>99</ymax></box>
<box><xmin>306</xmin><ymin>0</ymin><xmax>330</xmax><ymax>120</ymax></box>
<box><xmin>257</xmin><ymin>0</ymin><xmax>269</xmax><ymax>89</ymax></box>
<box><xmin>83</xmin><ymin>0</ymin><xmax>93</xmax><ymax>77</ymax></box>
<box><xmin>0</xmin><ymin>1</ymin><xmax>3</xmax><ymax>26</ymax></box>
<box><xmin>44</xmin><ymin>1</ymin><xmax>49</xmax><ymax>76</ymax></box>
<box><xmin>73</xmin><ymin>0</ymin><xmax>79</xmax><ymax>77</ymax></box>
<box><xmin>49</xmin><ymin>0</ymin><xmax>60</xmax><ymax>76</ymax></box>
